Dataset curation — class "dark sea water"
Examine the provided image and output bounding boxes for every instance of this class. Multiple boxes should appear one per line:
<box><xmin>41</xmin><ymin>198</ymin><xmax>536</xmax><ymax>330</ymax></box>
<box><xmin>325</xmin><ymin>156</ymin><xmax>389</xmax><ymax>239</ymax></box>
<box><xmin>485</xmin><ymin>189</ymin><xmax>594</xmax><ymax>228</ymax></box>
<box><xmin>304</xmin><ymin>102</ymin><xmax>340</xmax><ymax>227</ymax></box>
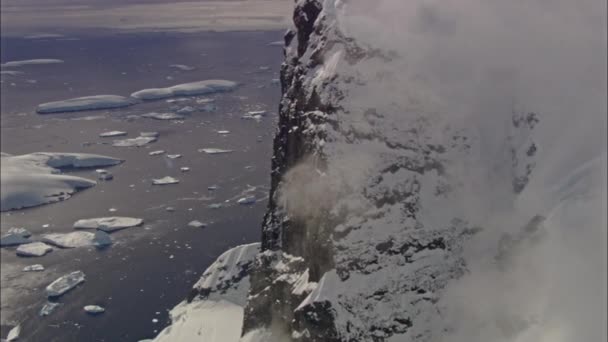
<box><xmin>0</xmin><ymin>30</ymin><xmax>283</xmax><ymax>341</ymax></box>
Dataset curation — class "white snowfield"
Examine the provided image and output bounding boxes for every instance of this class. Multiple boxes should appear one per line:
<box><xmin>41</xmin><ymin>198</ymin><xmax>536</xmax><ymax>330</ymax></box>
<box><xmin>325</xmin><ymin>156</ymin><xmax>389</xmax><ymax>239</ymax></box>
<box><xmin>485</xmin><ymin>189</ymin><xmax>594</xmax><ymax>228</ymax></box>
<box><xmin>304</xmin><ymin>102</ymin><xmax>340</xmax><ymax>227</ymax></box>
<box><xmin>1</xmin><ymin>152</ymin><xmax>123</xmax><ymax>211</ymax></box>
<box><xmin>37</xmin><ymin>95</ymin><xmax>137</xmax><ymax>114</ymax></box>
<box><xmin>151</xmin><ymin>243</ymin><xmax>260</xmax><ymax>342</ymax></box>
<box><xmin>1</xmin><ymin>59</ymin><xmax>64</xmax><ymax>68</ymax></box>
<box><xmin>73</xmin><ymin>217</ymin><xmax>143</xmax><ymax>232</ymax></box>
<box><xmin>131</xmin><ymin>80</ymin><xmax>238</xmax><ymax>100</ymax></box>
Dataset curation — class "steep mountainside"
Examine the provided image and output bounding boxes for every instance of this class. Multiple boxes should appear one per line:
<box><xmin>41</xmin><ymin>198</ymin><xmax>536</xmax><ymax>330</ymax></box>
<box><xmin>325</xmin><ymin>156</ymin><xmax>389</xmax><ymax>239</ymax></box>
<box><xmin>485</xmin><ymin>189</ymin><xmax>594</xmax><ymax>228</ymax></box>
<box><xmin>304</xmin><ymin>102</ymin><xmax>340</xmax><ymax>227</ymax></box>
<box><xmin>152</xmin><ymin>1</ymin><xmax>606</xmax><ymax>342</ymax></box>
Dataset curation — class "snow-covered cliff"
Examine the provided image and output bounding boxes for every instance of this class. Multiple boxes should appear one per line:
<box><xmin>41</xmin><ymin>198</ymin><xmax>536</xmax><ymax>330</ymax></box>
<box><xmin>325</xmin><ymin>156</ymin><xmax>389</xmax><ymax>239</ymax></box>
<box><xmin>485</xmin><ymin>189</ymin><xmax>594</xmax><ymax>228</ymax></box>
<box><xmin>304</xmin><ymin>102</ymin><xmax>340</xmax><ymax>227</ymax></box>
<box><xmin>154</xmin><ymin>1</ymin><xmax>606</xmax><ymax>341</ymax></box>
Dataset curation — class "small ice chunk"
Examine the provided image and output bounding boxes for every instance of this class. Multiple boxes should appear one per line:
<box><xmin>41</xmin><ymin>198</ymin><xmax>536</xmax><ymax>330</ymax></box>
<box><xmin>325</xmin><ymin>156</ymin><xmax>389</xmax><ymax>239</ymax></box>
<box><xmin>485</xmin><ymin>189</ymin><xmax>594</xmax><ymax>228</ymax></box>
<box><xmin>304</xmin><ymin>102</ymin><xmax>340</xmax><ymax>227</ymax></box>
<box><xmin>196</xmin><ymin>98</ymin><xmax>214</xmax><ymax>104</ymax></box>
<box><xmin>39</xmin><ymin>302</ymin><xmax>61</xmax><ymax>316</ymax></box>
<box><xmin>166</xmin><ymin>206</ymin><xmax>175</xmax><ymax>212</ymax></box>
<box><xmin>248</xmin><ymin>110</ymin><xmax>267</xmax><ymax>116</ymax></box>
<box><xmin>16</xmin><ymin>242</ymin><xmax>53</xmax><ymax>257</ymax></box>
<box><xmin>217</xmin><ymin>130</ymin><xmax>230</xmax><ymax>134</ymax></box>
<box><xmin>37</xmin><ymin>95</ymin><xmax>136</xmax><ymax>114</ymax></box>
<box><xmin>96</xmin><ymin>169</ymin><xmax>108</xmax><ymax>174</ymax></box>
<box><xmin>93</xmin><ymin>230</ymin><xmax>112</xmax><ymax>249</ymax></box>
<box><xmin>0</xmin><ymin>70</ymin><xmax>24</xmax><ymax>76</ymax></box>
<box><xmin>149</xmin><ymin>150</ymin><xmax>165</xmax><ymax>156</ymax></box>
<box><xmin>268</xmin><ymin>40</ymin><xmax>283</xmax><ymax>46</ymax></box>
<box><xmin>99</xmin><ymin>131</ymin><xmax>127</xmax><ymax>138</ymax></box>
<box><xmin>98</xmin><ymin>173</ymin><xmax>113</xmax><ymax>181</ymax></box>
<box><xmin>7</xmin><ymin>324</ymin><xmax>20</xmax><ymax>341</ymax></box>
<box><xmin>207</xmin><ymin>185</ymin><xmax>218</xmax><ymax>191</ymax></box>
<box><xmin>180</xmin><ymin>167</ymin><xmax>190</xmax><ymax>172</ymax></box>
<box><xmin>199</xmin><ymin>148</ymin><xmax>233</xmax><ymax>154</ymax></box>
<box><xmin>84</xmin><ymin>305</ymin><xmax>105</xmax><ymax>314</ymax></box>
<box><xmin>113</xmin><ymin>136</ymin><xmax>157</xmax><ymax>147</ymax></box>
<box><xmin>131</xmin><ymin>80</ymin><xmax>238</xmax><ymax>100</ymax></box>
<box><xmin>271</xmin><ymin>78</ymin><xmax>280</xmax><ymax>85</ymax></box>
<box><xmin>6</xmin><ymin>227</ymin><xmax>31</xmax><ymax>237</ymax></box>
<box><xmin>23</xmin><ymin>264</ymin><xmax>45</xmax><ymax>272</ymax></box>
<box><xmin>46</xmin><ymin>270</ymin><xmax>85</xmax><ymax>297</ymax></box>
<box><xmin>169</xmin><ymin>64</ymin><xmax>195</xmax><ymax>71</ymax></box>
<box><xmin>199</xmin><ymin>103</ymin><xmax>217</xmax><ymax>112</ymax></box>
<box><xmin>167</xmin><ymin>154</ymin><xmax>182</xmax><ymax>159</ymax></box>
<box><xmin>1</xmin><ymin>234</ymin><xmax>31</xmax><ymax>247</ymax></box>
<box><xmin>1</xmin><ymin>59</ymin><xmax>64</xmax><ymax>68</ymax></box>
<box><xmin>207</xmin><ymin>203</ymin><xmax>222</xmax><ymax>209</ymax></box>
<box><xmin>41</xmin><ymin>231</ymin><xmax>95</xmax><ymax>248</ymax></box>
<box><xmin>152</xmin><ymin>176</ymin><xmax>179</xmax><ymax>185</ymax></box>
<box><xmin>176</xmin><ymin>106</ymin><xmax>195</xmax><ymax>115</ymax></box>
<box><xmin>187</xmin><ymin>220</ymin><xmax>207</xmax><ymax>228</ymax></box>
<box><xmin>141</xmin><ymin>112</ymin><xmax>185</xmax><ymax>120</ymax></box>
<box><xmin>73</xmin><ymin>217</ymin><xmax>143</xmax><ymax>232</ymax></box>
<box><xmin>237</xmin><ymin>196</ymin><xmax>256</xmax><ymax>205</ymax></box>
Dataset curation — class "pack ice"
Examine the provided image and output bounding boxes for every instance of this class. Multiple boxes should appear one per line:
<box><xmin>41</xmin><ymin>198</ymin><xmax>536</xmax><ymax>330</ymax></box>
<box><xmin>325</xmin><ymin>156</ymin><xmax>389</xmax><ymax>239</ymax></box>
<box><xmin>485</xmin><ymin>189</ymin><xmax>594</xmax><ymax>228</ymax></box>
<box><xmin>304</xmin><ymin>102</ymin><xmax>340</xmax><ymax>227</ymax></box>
<box><xmin>37</xmin><ymin>95</ymin><xmax>136</xmax><ymax>114</ymax></box>
<box><xmin>131</xmin><ymin>80</ymin><xmax>238</xmax><ymax>100</ymax></box>
<box><xmin>1</xmin><ymin>152</ymin><xmax>123</xmax><ymax>211</ymax></box>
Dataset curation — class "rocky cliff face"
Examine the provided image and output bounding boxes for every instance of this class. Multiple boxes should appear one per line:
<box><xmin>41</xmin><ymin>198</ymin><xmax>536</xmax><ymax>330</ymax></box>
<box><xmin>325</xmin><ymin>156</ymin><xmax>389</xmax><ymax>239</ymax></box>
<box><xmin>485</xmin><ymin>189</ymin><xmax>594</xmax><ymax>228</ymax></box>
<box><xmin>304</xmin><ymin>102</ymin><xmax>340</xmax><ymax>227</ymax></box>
<box><xmin>152</xmin><ymin>1</ymin><xmax>606</xmax><ymax>341</ymax></box>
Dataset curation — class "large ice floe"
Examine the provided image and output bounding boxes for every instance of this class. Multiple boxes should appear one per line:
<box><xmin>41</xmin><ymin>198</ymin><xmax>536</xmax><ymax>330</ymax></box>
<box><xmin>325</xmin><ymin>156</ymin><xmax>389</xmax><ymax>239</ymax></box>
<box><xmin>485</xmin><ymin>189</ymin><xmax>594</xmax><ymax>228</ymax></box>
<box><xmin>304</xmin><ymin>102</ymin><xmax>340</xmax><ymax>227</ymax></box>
<box><xmin>73</xmin><ymin>216</ymin><xmax>143</xmax><ymax>232</ymax></box>
<box><xmin>1</xmin><ymin>152</ymin><xmax>123</xmax><ymax>211</ymax></box>
<box><xmin>37</xmin><ymin>95</ymin><xmax>137</xmax><ymax>114</ymax></box>
<box><xmin>40</xmin><ymin>231</ymin><xmax>96</xmax><ymax>248</ymax></box>
<box><xmin>150</xmin><ymin>243</ymin><xmax>259</xmax><ymax>342</ymax></box>
<box><xmin>16</xmin><ymin>242</ymin><xmax>53</xmax><ymax>257</ymax></box>
<box><xmin>130</xmin><ymin>80</ymin><xmax>238</xmax><ymax>100</ymax></box>
<box><xmin>46</xmin><ymin>271</ymin><xmax>85</xmax><ymax>297</ymax></box>
<box><xmin>1</xmin><ymin>59</ymin><xmax>64</xmax><ymax>68</ymax></box>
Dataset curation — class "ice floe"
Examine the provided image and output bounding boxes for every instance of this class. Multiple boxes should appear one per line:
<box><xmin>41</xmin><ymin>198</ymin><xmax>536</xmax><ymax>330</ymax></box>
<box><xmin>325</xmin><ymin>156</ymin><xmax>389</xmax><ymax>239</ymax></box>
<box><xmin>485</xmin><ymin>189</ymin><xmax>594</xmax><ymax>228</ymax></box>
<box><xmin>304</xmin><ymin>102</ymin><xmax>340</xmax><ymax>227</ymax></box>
<box><xmin>1</xmin><ymin>59</ymin><xmax>64</xmax><ymax>68</ymax></box>
<box><xmin>99</xmin><ymin>131</ymin><xmax>127</xmax><ymax>138</ymax></box>
<box><xmin>268</xmin><ymin>40</ymin><xmax>283</xmax><ymax>46</ymax></box>
<box><xmin>131</xmin><ymin>80</ymin><xmax>238</xmax><ymax>100</ymax></box>
<box><xmin>217</xmin><ymin>130</ymin><xmax>230</xmax><ymax>134</ymax></box>
<box><xmin>84</xmin><ymin>305</ymin><xmax>105</xmax><ymax>314</ymax></box>
<box><xmin>23</xmin><ymin>264</ymin><xmax>45</xmax><ymax>272</ymax></box>
<box><xmin>6</xmin><ymin>324</ymin><xmax>20</xmax><ymax>341</ymax></box>
<box><xmin>39</xmin><ymin>302</ymin><xmax>61</xmax><ymax>316</ymax></box>
<box><xmin>112</xmin><ymin>135</ymin><xmax>157</xmax><ymax>147</ymax></box>
<box><xmin>236</xmin><ymin>196</ymin><xmax>256</xmax><ymax>205</ymax></box>
<box><xmin>140</xmin><ymin>131</ymin><xmax>160</xmax><ymax>138</ymax></box>
<box><xmin>24</xmin><ymin>33</ymin><xmax>65</xmax><ymax>39</ymax></box>
<box><xmin>37</xmin><ymin>95</ymin><xmax>136</xmax><ymax>114</ymax></box>
<box><xmin>180</xmin><ymin>167</ymin><xmax>190</xmax><ymax>172</ymax></box>
<box><xmin>0</xmin><ymin>71</ymin><xmax>24</xmax><ymax>76</ymax></box>
<box><xmin>169</xmin><ymin>64</ymin><xmax>195</xmax><ymax>71</ymax></box>
<box><xmin>199</xmin><ymin>148</ymin><xmax>233</xmax><ymax>155</ymax></box>
<box><xmin>1</xmin><ymin>152</ymin><xmax>122</xmax><ymax>211</ymax></box>
<box><xmin>142</xmin><ymin>112</ymin><xmax>185</xmax><ymax>120</ymax></box>
<box><xmin>98</xmin><ymin>173</ymin><xmax>114</xmax><ymax>181</ymax></box>
<box><xmin>46</xmin><ymin>270</ymin><xmax>85</xmax><ymax>297</ymax></box>
<box><xmin>41</xmin><ymin>231</ymin><xmax>96</xmax><ymax>248</ymax></box>
<box><xmin>73</xmin><ymin>217</ymin><xmax>143</xmax><ymax>232</ymax></box>
<box><xmin>0</xmin><ymin>234</ymin><xmax>30</xmax><ymax>247</ymax></box>
<box><xmin>149</xmin><ymin>150</ymin><xmax>165</xmax><ymax>156</ymax></box>
<box><xmin>16</xmin><ymin>242</ymin><xmax>53</xmax><ymax>257</ymax></box>
<box><xmin>152</xmin><ymin>176</ymin><xmax>179</xmax><ymax>185</ymax></box>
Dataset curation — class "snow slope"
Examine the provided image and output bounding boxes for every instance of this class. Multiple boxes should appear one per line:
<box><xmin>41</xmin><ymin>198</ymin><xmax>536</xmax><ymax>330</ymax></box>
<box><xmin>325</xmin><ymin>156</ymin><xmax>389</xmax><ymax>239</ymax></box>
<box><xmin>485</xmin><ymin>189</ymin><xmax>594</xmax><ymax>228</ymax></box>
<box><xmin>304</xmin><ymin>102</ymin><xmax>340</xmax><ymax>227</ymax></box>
<box><xmin>1</xmin><ymin>153</ymin><xmax>123</xmax><ymax>211</ymax></box>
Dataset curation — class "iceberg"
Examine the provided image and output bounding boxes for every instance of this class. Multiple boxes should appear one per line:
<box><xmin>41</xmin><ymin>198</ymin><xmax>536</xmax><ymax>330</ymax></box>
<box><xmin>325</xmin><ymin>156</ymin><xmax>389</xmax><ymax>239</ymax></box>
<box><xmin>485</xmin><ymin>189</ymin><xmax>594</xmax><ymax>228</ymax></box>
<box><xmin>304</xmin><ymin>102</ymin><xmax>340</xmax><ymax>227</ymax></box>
<box><xmin>199</xmin><ymin>148</ymin><xmax>233</xmax><ymax>155</ymax></box>
<box><xmin>152</xmin><ymin>176</ymin><xmax>179</xmax><ymax>185</ymax></box>
<box><xmin>1</xmin><ymin>59</ymin><xmax>64</xmax><ymax>68</ymax></box>
<box><xmin>73</xmin><ymin>217</ymin><xmax>144</xmax><ymax>232</ymax></box>
<box><xmin>141</xmin><ymin>112</ymin><xmax>185</xmax><ymax>120</ymax></box>
<box><xmin>1</xmin><ymin>152</ymin><xmax>122</xmax><ymax>211</ymax></box>
<box><xmin>37</xmin><ymin>95</ymin><xmax>136</xmax><ymax>114</ymax></box>
<box><xmin>131</xmin><ymin>80</ymin><xmax>238</xmax><ymax>100</ymax></box>
<box><xmin>16</xmin><ymin>242</ymin><xmax>53</xmax><ymax>257</ymax></box>
<box><xmin>46</xmin><ymin>270</ymin><xmax>85</xmax><ymax>297</ymax></box>
<box><xmin>84</xmin><ymin>305</ymin><xmax>105</xmax><ymax>314</ymax></box>
<box><xmin>23</xmin><ymin>264</ymin><xmax>45</xmax><ymax>272</ymax></box>
<box><xmin>99</xmin><ymin>131</ymin><xmax>127</xmax><ymax>138</ymax></box>
<box><xmin>41</xmin><ymin>231</ymin><xmax>96</xmax><ymax>248</ymax></box>
<box><xmin>93</xmin><ymin>230</ymin><xmax>112</xmax><ymax>248</ymax></box>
